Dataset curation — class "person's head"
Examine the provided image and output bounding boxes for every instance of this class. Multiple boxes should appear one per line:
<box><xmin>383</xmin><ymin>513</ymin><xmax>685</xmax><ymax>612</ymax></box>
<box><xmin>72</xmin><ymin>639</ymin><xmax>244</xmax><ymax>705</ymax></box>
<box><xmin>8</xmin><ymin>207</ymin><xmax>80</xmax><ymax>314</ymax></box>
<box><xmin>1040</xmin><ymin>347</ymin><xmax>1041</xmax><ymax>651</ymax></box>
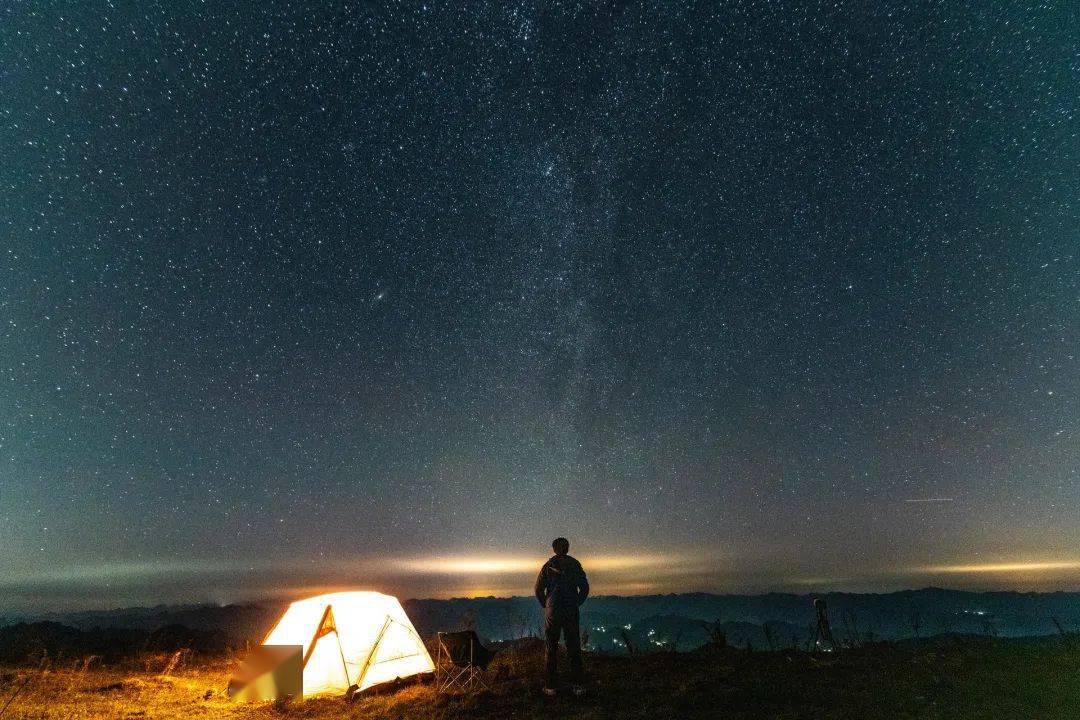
<box><xmin>551</xmin><ymin>537</ymin><xmax>570</xmax><ymax>556</ymax></box>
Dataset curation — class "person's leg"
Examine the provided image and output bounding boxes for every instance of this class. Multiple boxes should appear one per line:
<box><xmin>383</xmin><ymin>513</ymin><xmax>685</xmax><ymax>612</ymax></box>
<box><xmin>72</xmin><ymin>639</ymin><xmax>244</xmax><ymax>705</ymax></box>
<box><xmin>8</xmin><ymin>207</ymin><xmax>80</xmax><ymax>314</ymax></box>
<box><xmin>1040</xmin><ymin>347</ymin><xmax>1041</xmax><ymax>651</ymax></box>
<box><xmin>563</xmin><ymin>609</ymin><xmax>584</xmax><ymax>682</ymax></box>
<box><xmin>543</xmin><ymin>610</ymin><xmax>561</xmax><ymax>688</ymax></box>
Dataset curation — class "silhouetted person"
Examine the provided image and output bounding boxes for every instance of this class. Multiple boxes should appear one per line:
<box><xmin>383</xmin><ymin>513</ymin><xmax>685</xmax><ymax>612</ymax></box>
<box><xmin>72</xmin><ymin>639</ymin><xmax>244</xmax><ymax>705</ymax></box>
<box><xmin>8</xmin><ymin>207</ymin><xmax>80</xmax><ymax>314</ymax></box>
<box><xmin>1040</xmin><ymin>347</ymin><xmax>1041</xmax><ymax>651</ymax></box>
<box><xmin>534</xmin><ymin>537</ymin><xmax>589</xmax><ymax>696</ymax></box>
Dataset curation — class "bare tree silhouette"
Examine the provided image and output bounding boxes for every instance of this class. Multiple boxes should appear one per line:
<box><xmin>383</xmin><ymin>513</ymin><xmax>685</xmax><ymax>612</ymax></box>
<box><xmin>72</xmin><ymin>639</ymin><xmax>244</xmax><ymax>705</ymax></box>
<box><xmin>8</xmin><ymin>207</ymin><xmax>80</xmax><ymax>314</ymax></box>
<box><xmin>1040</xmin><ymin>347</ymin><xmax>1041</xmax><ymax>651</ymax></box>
<box><xmin>700</xmin><ymin>620</ymin><xmax>727</xmax><ymax>650</ymax></box>
<box><xmin>908</xmin><ymin>607</ymin><xmax>923</xmax><ymax>642</ymax></box>
<box><xmin>619</xmin><ymin>628</ymin><xmax>636</xmax><ymax>655</ymax></box>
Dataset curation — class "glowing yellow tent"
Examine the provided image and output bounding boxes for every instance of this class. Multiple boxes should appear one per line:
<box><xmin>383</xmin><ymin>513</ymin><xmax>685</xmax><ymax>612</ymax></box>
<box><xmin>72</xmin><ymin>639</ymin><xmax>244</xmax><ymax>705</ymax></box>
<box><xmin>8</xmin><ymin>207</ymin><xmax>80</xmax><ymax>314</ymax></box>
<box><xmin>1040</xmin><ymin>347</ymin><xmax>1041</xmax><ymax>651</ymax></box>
<box><xmin>231</xmin><ymin>591</ymin><xmax>434</xmax><ymax>701</ymax></box>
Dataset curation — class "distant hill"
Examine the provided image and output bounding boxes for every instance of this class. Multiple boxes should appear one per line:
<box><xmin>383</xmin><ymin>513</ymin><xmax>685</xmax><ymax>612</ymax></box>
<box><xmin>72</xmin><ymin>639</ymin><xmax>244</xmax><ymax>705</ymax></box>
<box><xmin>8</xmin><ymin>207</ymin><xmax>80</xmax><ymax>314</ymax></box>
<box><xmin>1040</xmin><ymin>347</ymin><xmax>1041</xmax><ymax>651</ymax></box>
<box><xmin>28</xmin><ymin>602</ymin><xmax>283</xmax><ymax>638</ymax></box>
<box><xmin>7</xmin><ymin>588</ymin><xmax>1079</xmax><ymax>654</ymax></box>
<box><xmin>403</xmin><ymin>588</ymin><xmax>1080</xmax><ymax>647</ymax></box>
<box><xmin>0</xmin><ymin>622</ymin><xmax>146</xmax><ymax>664</ymax></box>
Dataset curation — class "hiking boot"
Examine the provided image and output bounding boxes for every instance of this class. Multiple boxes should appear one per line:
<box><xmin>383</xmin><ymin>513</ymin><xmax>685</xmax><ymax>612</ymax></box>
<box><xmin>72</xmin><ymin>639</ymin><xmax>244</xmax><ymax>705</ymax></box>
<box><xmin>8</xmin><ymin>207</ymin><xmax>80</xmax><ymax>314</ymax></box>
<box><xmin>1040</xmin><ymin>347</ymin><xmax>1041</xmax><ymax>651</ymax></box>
<box><xmin>542</xmin><ymin>686</ymin><xmax>557</xmax><ymax>697</ymax></box>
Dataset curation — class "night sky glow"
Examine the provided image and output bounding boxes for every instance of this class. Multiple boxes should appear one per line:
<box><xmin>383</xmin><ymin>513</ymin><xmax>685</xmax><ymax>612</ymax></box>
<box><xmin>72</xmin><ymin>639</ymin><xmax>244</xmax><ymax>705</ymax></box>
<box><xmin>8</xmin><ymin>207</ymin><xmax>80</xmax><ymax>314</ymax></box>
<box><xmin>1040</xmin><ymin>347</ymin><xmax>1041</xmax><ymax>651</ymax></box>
<box><xmin>1</xmin><ymin>2</ymin><xmax>1078</xmax><ymax>611</ymax></box>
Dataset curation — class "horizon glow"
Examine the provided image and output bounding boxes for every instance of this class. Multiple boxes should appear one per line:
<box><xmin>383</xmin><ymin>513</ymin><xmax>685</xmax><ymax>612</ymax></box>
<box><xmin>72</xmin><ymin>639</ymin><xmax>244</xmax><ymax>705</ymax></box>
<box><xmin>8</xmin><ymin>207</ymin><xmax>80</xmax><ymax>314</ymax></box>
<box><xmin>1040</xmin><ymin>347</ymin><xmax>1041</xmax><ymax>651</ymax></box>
<box><xmin>4</xmin><ymin>552</ymin><xmax>1080</xmax><ymax>613</ymax></box>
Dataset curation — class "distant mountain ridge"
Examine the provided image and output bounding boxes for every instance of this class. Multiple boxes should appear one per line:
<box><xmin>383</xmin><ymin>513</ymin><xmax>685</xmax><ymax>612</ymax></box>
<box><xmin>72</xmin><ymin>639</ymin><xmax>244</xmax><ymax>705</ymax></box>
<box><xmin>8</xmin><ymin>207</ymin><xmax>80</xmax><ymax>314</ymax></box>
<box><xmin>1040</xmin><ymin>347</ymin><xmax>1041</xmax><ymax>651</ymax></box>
<box><xmin>8</xmin><ymin>588</ymin><xmax>1079</xmax><ymax>653</ymax></box>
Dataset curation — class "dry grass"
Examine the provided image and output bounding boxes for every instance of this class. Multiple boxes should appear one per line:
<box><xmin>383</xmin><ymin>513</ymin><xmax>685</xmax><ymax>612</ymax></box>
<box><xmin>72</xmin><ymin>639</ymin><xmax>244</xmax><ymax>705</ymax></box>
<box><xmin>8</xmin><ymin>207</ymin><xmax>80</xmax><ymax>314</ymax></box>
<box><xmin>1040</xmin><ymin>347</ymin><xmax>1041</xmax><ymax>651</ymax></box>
<box><xmin>2</xmin><ymin>639</ymin><xmax>1079</xmax><ymax>719</ymax></box>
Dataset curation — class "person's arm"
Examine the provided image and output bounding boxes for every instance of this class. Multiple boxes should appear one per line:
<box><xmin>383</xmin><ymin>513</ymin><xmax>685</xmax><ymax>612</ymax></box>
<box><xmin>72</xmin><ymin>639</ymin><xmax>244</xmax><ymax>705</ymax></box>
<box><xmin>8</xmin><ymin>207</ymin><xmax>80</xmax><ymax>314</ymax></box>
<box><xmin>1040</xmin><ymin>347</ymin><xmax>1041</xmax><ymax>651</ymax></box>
<box><xmin>534</xmin><ymin>566</ymin><xmax>548</xmax><ymax>606</ymax></box>
<box><xmin>577</xmin><ymin>564</ymin><xmax>590</xmax><ymax>605</ymax></box>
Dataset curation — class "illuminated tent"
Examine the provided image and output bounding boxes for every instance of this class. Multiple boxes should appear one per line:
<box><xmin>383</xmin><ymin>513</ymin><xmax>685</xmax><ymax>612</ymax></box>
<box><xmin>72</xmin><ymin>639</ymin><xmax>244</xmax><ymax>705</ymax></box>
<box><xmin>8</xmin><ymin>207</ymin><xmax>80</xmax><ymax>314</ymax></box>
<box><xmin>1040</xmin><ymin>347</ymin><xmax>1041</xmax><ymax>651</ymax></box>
<box><xmin>231</xmin><ymin>591</ymin><xmax>434</xmax><ymax>701</ymax></box>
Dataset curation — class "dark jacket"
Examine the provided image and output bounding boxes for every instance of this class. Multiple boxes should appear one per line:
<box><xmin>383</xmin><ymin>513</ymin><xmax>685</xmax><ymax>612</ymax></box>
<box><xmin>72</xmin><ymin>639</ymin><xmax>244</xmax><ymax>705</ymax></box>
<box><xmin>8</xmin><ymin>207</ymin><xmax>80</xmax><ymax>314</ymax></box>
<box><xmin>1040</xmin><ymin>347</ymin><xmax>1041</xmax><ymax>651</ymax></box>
<box><xmin>534</xmin><ymin>554</ymin><xmax>589</xmax><ymax>610</ymax></box>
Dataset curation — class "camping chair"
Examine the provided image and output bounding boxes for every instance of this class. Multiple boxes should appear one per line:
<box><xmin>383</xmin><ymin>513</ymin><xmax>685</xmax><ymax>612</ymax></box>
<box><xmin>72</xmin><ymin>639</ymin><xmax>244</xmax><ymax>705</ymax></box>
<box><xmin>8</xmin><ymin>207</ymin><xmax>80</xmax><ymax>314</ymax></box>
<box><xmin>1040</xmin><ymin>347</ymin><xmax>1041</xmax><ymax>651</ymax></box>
<box><xmin>434</xmin><ymin>631</ymin><xmax>495</xmax><ymax>692</ymax></box>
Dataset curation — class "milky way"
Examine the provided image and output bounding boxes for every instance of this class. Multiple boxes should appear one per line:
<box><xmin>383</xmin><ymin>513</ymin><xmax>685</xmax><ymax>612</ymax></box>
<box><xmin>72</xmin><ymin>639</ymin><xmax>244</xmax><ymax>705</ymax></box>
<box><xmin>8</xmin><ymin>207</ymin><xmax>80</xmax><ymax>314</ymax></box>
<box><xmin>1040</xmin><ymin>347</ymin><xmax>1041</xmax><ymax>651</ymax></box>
<box><xmin>1</xmin><ymin>2</ymin><xmax>1077</xmax><ymax>610</ymax></box>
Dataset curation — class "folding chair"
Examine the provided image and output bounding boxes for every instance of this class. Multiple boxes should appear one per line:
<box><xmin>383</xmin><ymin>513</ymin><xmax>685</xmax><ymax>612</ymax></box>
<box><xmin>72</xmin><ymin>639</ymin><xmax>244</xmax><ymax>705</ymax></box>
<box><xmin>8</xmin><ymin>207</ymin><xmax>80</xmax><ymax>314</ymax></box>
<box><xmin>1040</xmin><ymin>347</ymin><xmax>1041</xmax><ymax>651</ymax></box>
<box><xmin>434</xmin><ymin>631</ymin><xmax>495</xmax><ymax>692</ymax></box>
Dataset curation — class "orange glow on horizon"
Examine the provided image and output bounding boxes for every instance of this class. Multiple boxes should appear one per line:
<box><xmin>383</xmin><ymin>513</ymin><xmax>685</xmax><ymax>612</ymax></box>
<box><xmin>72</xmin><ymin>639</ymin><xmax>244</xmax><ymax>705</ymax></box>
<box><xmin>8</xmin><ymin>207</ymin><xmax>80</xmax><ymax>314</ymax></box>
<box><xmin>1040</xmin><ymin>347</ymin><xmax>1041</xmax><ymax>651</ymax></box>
<box><xmin>397</xmin><ymin>553</ymin><xmax>678</xmax><ymax>575</ymax></box>
<box><xmin>922</xmin><ymin>560</ymin><xmax>1080</xmax><ymax>574</ymax></box>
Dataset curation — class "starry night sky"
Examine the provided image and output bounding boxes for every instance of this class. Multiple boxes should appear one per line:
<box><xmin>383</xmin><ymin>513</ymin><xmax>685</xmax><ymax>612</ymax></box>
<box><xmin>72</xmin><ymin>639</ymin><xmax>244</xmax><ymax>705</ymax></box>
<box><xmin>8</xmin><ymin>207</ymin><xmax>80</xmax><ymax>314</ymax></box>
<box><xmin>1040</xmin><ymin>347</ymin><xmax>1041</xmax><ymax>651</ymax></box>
<box><xmin>2</xmin><ymin>2</ymin><xmax>1078</xmax><ymax>610</ymax></box>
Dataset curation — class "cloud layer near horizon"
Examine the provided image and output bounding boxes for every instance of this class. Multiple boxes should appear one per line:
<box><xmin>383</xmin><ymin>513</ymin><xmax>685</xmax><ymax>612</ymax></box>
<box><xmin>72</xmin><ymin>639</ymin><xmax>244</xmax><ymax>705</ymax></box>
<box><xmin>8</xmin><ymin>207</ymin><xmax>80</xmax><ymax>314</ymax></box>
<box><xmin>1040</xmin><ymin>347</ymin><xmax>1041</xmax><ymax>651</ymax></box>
<box><xmin>5</xmin><ymin>552</ymin><xmax>1080</xmax><ymax>613</ymax></box>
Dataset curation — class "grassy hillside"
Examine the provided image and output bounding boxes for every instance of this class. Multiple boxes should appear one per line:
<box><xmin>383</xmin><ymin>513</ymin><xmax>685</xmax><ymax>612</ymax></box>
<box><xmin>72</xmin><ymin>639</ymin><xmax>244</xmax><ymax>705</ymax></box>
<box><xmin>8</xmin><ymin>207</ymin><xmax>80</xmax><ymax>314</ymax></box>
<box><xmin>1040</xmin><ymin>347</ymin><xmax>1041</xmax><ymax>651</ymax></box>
<box><xmin>2</xmin><ymin>638</ymin><xmax>1078</xmax><ymax>719</ymax></box>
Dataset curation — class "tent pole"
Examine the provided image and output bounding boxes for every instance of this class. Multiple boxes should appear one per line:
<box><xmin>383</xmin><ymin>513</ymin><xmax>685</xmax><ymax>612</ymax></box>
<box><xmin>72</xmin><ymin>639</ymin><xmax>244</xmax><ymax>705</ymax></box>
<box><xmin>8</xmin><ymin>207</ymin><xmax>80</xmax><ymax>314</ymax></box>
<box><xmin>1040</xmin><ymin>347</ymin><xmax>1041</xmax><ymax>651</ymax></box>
<box><xmin>353</xmin><ymin>616</ymin><xmax>394</xmax><ymax>692</ymax></box>
<box><xmin>303</xmin><ymin>605</ymin><xmax>352</xmax><ymax>695</ymax></box>
<box><xmin>337</xmin><ymin>633</ymin><xmax>350</xmax><ymax>690</ymax></box>
<box><xmin>303</xmin><ymin>606</ymin><xmax>336</xmax><ymax>667</ymax></box>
